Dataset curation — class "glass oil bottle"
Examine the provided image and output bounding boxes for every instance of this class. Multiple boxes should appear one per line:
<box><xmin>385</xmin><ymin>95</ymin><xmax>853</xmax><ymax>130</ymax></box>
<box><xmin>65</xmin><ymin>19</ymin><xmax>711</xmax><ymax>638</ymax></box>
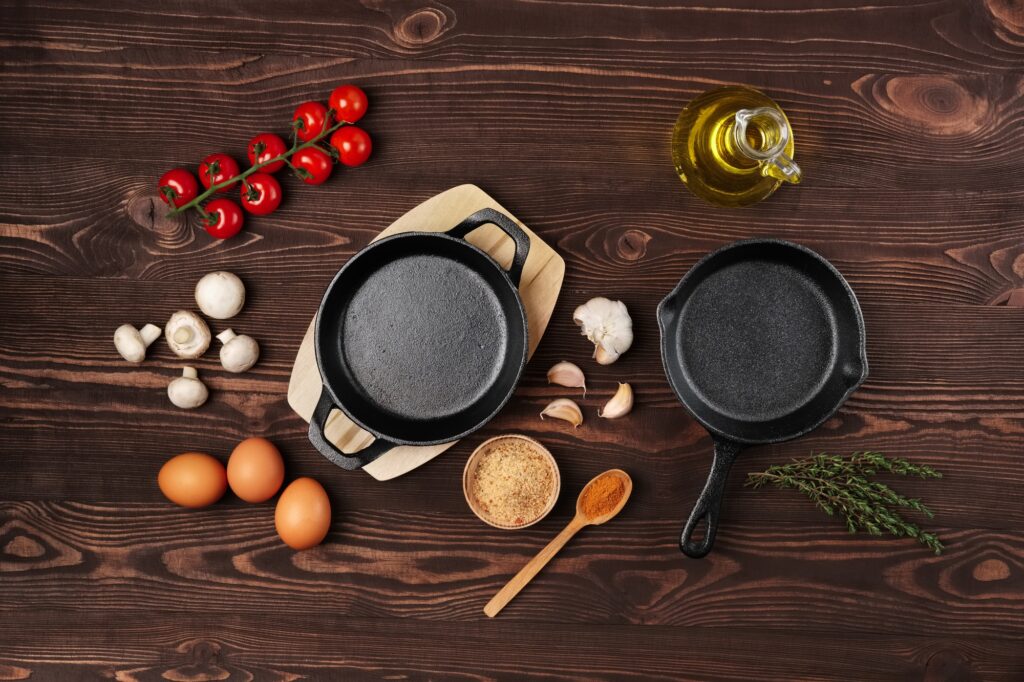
<box><xmin>671</xmin><ymin>86</ymin><xmax>801</xmax><ymax>207</ymax></box>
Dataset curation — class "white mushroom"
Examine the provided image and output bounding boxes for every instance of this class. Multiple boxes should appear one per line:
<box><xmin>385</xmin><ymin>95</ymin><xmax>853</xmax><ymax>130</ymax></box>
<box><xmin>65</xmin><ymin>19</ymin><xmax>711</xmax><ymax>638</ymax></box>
<box><xmin>113</xmin><ymin>323</ymin><xmax>161</xmax><ymax>363</ymax></box>
<box><xmin>195</xmin><ymin>271</ymin><xmax>246</xmax><ymax>320</ymax></box>
<box><xmin>165</xmin><ymin>310</ymin><xmax>211</xmax><ymax>359</ymax></box>
<box><xmin>573</xmin><ymin>297</ymin><xmax>634</xmax><ymax>365</ymax></box>
<box><xmin>217</xmin><ymin>329</ymin><xmax>259</xmax><ymax>373</ymax></box>
<box><xmin>167</xmin><ymin>367</ymin><xmax>208</xmax><ymax>409</ymax></box>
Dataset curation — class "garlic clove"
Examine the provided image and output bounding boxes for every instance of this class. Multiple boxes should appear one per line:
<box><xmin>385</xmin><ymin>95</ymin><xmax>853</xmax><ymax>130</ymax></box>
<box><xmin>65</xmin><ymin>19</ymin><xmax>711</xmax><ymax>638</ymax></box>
<box><xmin>594</xmin><ymin>346</ymin><xmax>618</xmax><ymax>365</ymax></box>
<box><xmin>573</xmin><ymin>297</ymin><xmax>633</xmax><ymax>365</ymax></box>
<box><xmin>547</xmin><ymin>361</ymin><xmax>586</xmax><ymax>395</ymax></box>
<box><xmin>598</xmin><ymin>382</ymin><xmax>633</xmax><ymax>419</ymax></box>
<box><xmin>540</xmin><ymin>398</ymin><xmax>583</xmax><ymax>428</ymax></box>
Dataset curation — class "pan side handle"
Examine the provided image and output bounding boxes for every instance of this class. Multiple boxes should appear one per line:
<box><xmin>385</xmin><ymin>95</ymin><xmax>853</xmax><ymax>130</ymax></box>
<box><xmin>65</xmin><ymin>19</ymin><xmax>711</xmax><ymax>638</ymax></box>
<box><xmin>681</xmin><ymin>438</ymin><xmax>742</xmax><ymax>558</ymax></box>
<box><xmin>308</xmin><ymin>386</ymin><xmax>395</xmax><ymax>470</ymax></box>
<box><xmin>447</xmin><ymin>208</ymin><xmax>531</xmax><ymax>287</ymax></box>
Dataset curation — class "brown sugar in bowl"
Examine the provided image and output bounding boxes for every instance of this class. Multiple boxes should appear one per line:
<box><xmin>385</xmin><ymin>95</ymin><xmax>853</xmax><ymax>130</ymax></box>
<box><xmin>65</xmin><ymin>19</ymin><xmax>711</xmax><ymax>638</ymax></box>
<box><xmin>463</xmin><ymin>434</ymin><xmax>560</xmax><ymax>530</ymax></box>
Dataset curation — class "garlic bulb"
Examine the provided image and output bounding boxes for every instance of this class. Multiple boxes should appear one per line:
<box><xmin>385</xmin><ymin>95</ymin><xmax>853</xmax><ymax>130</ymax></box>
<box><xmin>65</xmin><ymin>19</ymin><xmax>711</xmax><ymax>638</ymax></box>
<box><xmin>599</xmin><ymin>383</ymin><xmax>633</xmax><ymax>419</ymax></box>
<box><xmin>573</xmin><ymin>297</ymin><xmax>633</xmax><ymax>365</ymax></box>
<box><xmin>547</xmin><ymin>361</ymin><xmax>586</xmax><ymax>395</ymax></box>
<box><xmin>540</xmin><ymin>398</ymin><xmax>583</xmax><ymax>428</ymax></box>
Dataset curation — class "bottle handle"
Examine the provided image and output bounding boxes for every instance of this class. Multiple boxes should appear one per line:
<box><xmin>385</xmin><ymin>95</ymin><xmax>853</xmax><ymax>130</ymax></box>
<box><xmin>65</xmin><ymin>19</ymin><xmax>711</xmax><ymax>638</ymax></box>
<box><xmin>734</xmin><ymin>107</ymin><xmax>802</xmax><ymax>185</ymax></box>
<box><xmin>762</xmin><ymin>152</ymin><xmax>802</xmax><ymax>184</ymax></box>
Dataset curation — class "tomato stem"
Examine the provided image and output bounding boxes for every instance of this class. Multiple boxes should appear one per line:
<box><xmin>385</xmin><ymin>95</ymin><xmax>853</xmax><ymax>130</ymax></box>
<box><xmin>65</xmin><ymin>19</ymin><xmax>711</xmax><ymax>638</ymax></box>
<box><xmin>166</xmin><ymin>118</ymin><xmax>347</xmax><ymax>217</ymax></box>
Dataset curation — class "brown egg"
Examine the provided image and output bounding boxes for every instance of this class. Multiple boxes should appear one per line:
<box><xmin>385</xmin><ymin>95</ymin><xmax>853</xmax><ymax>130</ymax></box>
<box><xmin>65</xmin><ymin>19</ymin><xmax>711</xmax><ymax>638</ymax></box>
<box><xmin>275</xmin><ymin>477</ymin><xmax>331</xmax><ymax>550</ymax></box>
<box><xmin>158</xmin><ymin>452</ymin><xmax>227</xmax><ymax>508</ymax></box>
<box><xmin>227</xmin><ymin>437</ymin><xmax>285</xmax><ymax>503</ymax></box>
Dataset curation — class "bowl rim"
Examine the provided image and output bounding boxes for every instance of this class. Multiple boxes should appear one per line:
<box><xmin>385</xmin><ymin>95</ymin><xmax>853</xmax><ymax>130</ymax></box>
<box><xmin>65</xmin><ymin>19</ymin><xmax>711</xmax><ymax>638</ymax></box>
<box><xmin>463</xmin><ymin>434</ymin><xmax>561</xmax><ymax>530</ymax></box>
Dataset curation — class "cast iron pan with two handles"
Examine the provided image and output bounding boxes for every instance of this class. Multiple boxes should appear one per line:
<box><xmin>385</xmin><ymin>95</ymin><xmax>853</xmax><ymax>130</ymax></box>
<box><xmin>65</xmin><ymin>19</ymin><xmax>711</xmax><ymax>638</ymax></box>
<box><xmin>309</xmin><ymin>208</ymin><xmax>530</xmax><ymax>470</ymax></box>
<box><xmin>658</xmin><ymin>239</ymin><xmax>868</xmax><ymax>558</ymax></box>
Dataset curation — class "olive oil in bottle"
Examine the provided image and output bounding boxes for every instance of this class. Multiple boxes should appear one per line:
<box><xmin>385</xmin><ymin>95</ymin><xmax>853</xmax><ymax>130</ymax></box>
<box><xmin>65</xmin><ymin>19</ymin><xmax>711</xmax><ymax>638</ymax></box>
<box><xmin>671</xmin><ymin>86</ymin><xmax>801</xmax><ymax>207</ymax></box>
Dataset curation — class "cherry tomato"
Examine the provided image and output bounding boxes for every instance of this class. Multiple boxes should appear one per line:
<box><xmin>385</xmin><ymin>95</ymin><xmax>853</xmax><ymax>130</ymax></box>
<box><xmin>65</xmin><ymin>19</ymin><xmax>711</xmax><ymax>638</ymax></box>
<box><xmin>202</xmin><ymin>198</ymin><xmax>245</xmax><ymax>239</ymax></box>
<box><xmin>157</xmin><ymin>168</ymin><xmax>199</xmax><ymax>207</ymax></box>
<box><xmin>330</xmin><ymin>126</ymin><xmax>372</xmax><ymax>167</ymax></box>
<box><xmin>240</xmin><ymin>173</ymin><xmax>282</xmax><ymax>215</ymax></box>
<box><xmin>292</xmin><ymin>147</ymin><xmax>333</xmax><ymax>185</ymax></box>
<box><xmin>292</xmin><ymin>101</ymin><xmax>329</xmax><ymax>142</ymax></box>
<box><xmin>247</xmin><ymin>133</ymin><xmax>288</xmax><ymax>173</ymax></box>
<box><xmin>198</xmin><ymin>153</ymin><xmax>241</xmax><ymax>193</ymax></box>
<box><xmin>328</xmin><ymin>85</ymin><xmax>368</xmax><ymax>123</ymax></box>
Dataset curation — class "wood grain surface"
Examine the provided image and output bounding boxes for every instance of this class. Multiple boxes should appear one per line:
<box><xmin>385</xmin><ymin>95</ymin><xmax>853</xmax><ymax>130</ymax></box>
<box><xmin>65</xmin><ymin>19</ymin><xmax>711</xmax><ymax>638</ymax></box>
<box><xmin>2</xmin><ymin>0</ymin><xmax>1023</xmax><ymax>679</ymax></box>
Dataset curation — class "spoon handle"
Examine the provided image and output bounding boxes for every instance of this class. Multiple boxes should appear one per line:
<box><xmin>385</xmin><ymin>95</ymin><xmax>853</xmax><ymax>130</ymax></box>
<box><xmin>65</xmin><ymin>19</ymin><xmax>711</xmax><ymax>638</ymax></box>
<box><xmin>484</xmin><ymin>516</ymin><xmax>586</xmax><ymax>618</ymax></box>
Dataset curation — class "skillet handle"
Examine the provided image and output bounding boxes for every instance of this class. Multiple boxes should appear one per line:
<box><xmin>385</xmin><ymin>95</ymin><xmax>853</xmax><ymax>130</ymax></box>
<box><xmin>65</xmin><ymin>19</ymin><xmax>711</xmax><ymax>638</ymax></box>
<box><xmin>680</xmin><ymin>438</ymin><xmax>742</xmax><ymax>558</ymax></box>
<box><xmin>447</xmin><ymin>208</ymin><xmax>531</xmax><ymax>287</ymax></box>
<box><xmin>308</xmin><ymin>386</ymin><xmax>395</xmax><ymax>470</ymax></box>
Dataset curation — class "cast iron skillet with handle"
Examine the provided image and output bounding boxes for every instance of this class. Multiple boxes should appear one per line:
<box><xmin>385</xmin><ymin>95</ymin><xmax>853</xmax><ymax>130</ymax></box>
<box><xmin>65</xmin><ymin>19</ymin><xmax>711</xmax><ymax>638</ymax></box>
<box><xmin>658</xmin><ymin>238</ymin><xmax>867</xmax><ymax>558</ymax></box>
<box><xmin>309</xmin><ymin>208</ymin><xmax>530</xmax><ymax>470</ymax></box>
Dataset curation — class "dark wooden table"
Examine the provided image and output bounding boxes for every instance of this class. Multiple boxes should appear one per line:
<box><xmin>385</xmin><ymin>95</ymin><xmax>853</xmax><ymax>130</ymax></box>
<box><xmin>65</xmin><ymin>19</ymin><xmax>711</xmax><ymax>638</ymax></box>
<box><xmin>2</xmin><ymin>1</ymin><xmax>1023</xmax><ymax>679</ymax></box>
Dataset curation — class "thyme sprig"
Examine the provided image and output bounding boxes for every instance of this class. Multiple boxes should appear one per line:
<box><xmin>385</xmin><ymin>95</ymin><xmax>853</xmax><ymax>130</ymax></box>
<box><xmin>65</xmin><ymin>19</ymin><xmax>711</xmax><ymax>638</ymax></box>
<box><xmin>746</xmin><ymin>452</ymin><xmax>944</xmax><ymax>554</ymax></box>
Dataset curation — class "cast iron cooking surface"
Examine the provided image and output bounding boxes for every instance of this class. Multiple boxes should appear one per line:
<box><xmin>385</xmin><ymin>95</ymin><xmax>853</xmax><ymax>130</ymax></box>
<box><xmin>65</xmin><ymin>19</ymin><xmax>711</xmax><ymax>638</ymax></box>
<box><xmin>340</xmin><ymin>253</ymin><xmax>507</xmax><ymax>420</ymax></box>
<box><xmin>316</xmin><ymin>228</ymin><xmax>528</xmax><ymax>446</ymax></box>
<box><xmin>677</xmin><ymin>259</ymin><xmax>837</xmax><ymax>422</ymax></box>
<box><xmin>660</xmin><ymin>239</ymin><xmax>866</xmax><ymax>446</ymax></box>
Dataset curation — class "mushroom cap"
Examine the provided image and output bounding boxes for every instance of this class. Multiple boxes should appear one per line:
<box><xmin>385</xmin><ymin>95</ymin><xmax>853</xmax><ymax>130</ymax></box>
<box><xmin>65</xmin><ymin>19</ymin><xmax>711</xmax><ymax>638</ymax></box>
<box><xmin>165</xmin><ymin>310</ymin><xmax>211</xmax><ymax>359</ymax></box>
<box><xmin>219</xmin><ymin>332</ymin><xmax>259</xmax><ymax>373</ymax></box>
<box><xmin>114</xmin><ymin>324</ymin><xmax>147</xmax><ymax>363</ymax></box>
<box><xmin>167</xmin><ymin>368</ymin><xmax>209</xmax><ymax>409</ymax></box>
<box><xmin>195</xmin><ymin>271</ymin><xmax>246</xmax><ymax>320</ymax></box>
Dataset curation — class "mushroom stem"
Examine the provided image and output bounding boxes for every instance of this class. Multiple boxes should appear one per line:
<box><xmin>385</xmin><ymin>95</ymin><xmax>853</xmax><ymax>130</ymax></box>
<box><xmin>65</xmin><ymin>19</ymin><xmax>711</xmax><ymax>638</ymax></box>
<box><xmin>181</xmin><ymin>366</ymin><xmax>198</xmax><ymax>380</ymax></box>
<box><xmin>139</xmin><ymin>324</ymin><xmax>162</xmax><ymax>346</ymax></box>
<box><xmin>216</xmin><ymin>329</ymin><xmax>237</xmax><ymax>344</ymax></box>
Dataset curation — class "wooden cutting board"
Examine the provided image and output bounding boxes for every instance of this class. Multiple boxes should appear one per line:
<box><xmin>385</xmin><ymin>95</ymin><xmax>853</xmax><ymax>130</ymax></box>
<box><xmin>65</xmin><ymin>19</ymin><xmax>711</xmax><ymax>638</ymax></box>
<box><xmin>287</xmin><ymin>185</ymin><xmax>565</xmax><ymax>480</ymax></box>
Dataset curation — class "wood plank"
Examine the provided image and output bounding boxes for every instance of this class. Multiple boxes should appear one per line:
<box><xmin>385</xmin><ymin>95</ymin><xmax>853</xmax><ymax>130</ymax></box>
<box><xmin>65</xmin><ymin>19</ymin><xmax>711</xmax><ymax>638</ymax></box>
<box><xmin>4</xmin><ymin>276</ymin><xmax>1024</xmax><ymax>388</ymax></box>
<box><xmin>1</xmin><ymin>611</ymin><xmax>1021</xmax><ymax>681</ymax></box>
<box><xmin>2</xmin><ymin>503</ymin><xmax>1021</xmax><ymax>640</ymax></box>
<box><xmin>3</xmin><ymin>173</ymin><xmax>1024</xmax><ymax>306</ymax></box>
<box><xmin>1</xmin><ymin>396</ymin><xmax>1022</xmax><ymax>530</ymax></box>
<box><xmin>1</xmin><ymin>0</ymin><xmax>1021</xmax><ymax>73</ymax></box>
<box><xmin>1</xmin><ymin>65</ymin><xmax>1021</xmax><ymax>196</ymax></box>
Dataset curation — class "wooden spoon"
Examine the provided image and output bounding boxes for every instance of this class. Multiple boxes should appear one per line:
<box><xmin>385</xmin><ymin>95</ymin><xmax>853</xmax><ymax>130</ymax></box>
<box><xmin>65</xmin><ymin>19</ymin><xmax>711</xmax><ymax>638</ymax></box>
<box><xmin>483</xmin><ymin>468</ymin><xmax>633</xmax><ymax>617</ymax></box>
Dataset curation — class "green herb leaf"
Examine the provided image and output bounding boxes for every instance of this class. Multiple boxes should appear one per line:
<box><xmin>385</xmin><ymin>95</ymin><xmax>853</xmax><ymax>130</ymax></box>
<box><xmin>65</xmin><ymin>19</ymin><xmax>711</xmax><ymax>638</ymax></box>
<box><xmin>746</xmin><ymin>452</ymin><xmax>944</xmax><ymax>554</ymax></box>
